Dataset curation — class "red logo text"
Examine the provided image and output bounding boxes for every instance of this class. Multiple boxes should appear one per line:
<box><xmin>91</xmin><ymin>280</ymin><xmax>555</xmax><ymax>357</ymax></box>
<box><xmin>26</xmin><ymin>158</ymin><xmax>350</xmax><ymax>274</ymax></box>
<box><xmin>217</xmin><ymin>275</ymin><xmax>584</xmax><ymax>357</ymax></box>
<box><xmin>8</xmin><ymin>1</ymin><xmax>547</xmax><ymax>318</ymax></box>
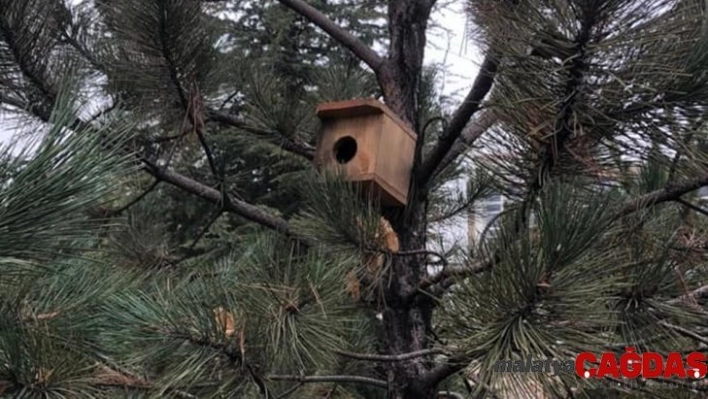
<box><xmin>575</xmin><ymin>348</ymin><xmax>707</xmax><ymax>379</ymax></box>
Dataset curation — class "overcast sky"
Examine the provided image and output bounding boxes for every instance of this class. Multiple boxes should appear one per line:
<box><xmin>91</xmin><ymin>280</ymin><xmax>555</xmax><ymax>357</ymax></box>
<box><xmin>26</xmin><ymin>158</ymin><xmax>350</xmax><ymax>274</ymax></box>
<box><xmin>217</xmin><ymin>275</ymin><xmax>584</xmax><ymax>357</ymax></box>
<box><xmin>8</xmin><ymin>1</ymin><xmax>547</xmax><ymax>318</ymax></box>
<box><xmin>0</xmin><ymin>1</ymin><xmax>480</xmax><ymax>145</ymax></box>
<box><xmin>428</xmin><ymin>2</ymin><xmax>481</xmax><ymax>100</ymax></box>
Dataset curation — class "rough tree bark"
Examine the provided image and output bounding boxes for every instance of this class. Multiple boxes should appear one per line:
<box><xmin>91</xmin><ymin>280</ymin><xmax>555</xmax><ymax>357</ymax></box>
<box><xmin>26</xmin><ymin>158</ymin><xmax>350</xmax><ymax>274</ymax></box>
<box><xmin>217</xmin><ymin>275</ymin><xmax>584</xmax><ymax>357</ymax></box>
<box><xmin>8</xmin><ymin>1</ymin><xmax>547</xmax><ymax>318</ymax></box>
<box><xmin>8</xmin><ymin>0</ymin><xmax>708</xmax><ymax>397</ymax></box>
<box><xmin>144</xmin><ymin>0</ymin><xmax>708</xmax><ymax>389</ymax></box>
<box><xmin>280</xmin><ymin>1</ymin><xmax>493</xmax><ymax>397</ymax></box>
<box><xmin>376</xmin><ymin>1</ymin><xmax>444</xmax><ymax>398</ymax></box>
<box><xmin>98</xmin><ymin>0</ymin><xmax>708</xmax><ymax>396</ymax></box>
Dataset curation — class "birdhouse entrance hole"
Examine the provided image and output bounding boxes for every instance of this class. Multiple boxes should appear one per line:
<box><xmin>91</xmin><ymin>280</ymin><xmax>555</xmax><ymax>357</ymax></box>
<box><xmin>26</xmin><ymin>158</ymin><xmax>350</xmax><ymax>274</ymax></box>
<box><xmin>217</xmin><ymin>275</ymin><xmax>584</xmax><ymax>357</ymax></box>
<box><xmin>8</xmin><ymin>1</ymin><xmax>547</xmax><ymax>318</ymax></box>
<box><xmin>333</xmin><ymin>136</ymin><xmax>357</xmax><ymax>164</ymax></box>
<box><xmin>315</xmin><ymin>98</ymin><xmax>417</xmax><ymax>207</ymax></box>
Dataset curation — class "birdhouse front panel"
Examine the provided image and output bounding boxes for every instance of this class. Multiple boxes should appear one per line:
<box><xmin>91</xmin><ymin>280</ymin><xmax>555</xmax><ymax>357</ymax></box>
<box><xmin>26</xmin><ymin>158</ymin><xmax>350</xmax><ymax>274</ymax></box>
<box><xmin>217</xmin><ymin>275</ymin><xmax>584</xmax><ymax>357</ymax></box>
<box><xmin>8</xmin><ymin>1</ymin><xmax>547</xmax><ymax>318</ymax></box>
<box><xmin>315</xmin><ymin>98</ymin><xmax>416</xmax><ymax>207</ymax></box>
<box><xmin>315</xmin><ymin>114</ymin><xmax>382</xmax><ymax>180</ymax></box>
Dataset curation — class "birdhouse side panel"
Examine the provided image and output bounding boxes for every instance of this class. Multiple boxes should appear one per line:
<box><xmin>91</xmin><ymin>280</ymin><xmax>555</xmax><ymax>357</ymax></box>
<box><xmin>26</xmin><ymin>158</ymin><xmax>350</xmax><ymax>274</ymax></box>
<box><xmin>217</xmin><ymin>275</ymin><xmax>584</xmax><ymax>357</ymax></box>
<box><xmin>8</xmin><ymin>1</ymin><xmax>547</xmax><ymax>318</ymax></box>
<box><xmin>314</xmin><ymin>116</ymin><xmax>382</xmax><ymax>181</ymax></box>
<box><xmin>359</xmin><ymin>179</ymin><xmax>406</xmax><ymax>207</ymax></box>
<box><xmin>373</xmin><ymin>116</ymin><xmax>416</xmax><ymax>205</ymax></box>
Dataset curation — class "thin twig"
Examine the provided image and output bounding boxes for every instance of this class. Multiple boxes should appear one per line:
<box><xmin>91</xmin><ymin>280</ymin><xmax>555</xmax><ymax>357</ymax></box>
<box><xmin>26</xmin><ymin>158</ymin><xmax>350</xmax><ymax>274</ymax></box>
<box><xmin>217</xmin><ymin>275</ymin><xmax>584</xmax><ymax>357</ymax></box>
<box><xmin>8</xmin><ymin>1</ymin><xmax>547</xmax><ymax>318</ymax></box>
<box><xmin>429</xmin><ymin>195</ymin><xmax>476</xmax><ymax>224</ymax></box>
<box><xmin>219</xmin><ymin>90</ymin><xmax>241</xmax><ymax>110</ymax></box>
<box><xmin>659</xmin><ymin>321</ymin><xmax>708</xmax><ymax>346</ymax></box>
<box><xmin>668</xmin><ymin>284</ymin><xmax>708</xmax><ymax>304</ymax></box>
<box><xmin>207</xmin><ymin>109</ymin><xmax>314</xmax><ymax>161</ymax></box>
<box><xmin>462</xmin><ymin>375</ymin><xmax>503</xmax><ymax>399</ymax></box>
<box><xmin>436</xmin><ymin>391</ymin><xmax>464</xmax><ymax>399</ymax></box>
<box><xmin>248</xmin><ymin>364</ymin><xmax>272</xmax><ymax>397</ymax></box>
<box><xmin>267</xmin><ymin>374</ymin><xmax>387</xmax><ymax>389</ymax></box>
<box><xmin>417</xmin><ymin>258</ymin><xmax>493</xmax><ymax>294</ymax></box>
<box><xmin>93</xmin><ymin>354</ymin><xmax>197</xmax><ymax>398</ymax></box>
<box><xmin>105</xmin><ymin>180</ymin><xmax>160</xmax><ymax>217</ymax></box>
<box><xmin>334</xmin><ymin>348</ymin><xmax>447</xmax><ymax>362</ymax></box>
<box><xmin>187</xmin><ymin>79</ymin><xmax>222</xmax><ymax>193</ymax></box>
<box><xmin>170</xmin><ymin>210</ymin><xmax>223</xmax><ymax>266</ymax></box>
<box><xmin>423</xmin><ymin>116</ymin><xmax>448</xmax><ymax>140</ymax></box>
<box><xmin>421</xmin><ymin>353</ymin><xmax>476</xmax><ymax>390</ymax></box>
<box><xmin>389</xmin><ymin>248</ymin><xmax>448</xmax><ymax>266</ymax></box>
<box><xmin>86</xmin><ymin>102</ymin><xmax>118</xmax><ymax>124</ymax></box>
<box><xmin>275</xmin><ymin>382</ymin><xmax>304</xmax><ymax>399</ymax></box>
<box><xmin>676</xmin><ymin>198</ymin><xmax>708</xmax><ymax>217</ymax></box>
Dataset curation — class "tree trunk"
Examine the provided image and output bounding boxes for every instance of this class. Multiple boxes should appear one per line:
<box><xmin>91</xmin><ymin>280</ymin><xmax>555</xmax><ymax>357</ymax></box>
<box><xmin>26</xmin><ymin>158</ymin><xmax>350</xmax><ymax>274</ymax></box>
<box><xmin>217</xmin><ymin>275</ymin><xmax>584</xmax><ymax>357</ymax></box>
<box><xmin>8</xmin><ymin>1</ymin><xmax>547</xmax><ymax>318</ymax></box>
<box><xmin>378</xmin><ymin>1</ymin><xmax>438</xmax><ymax>398</ymax></box>
<box><xmin>384</xmin><ymin>198</ymin><xmax>437</xmax><ymax>399</ymax></box>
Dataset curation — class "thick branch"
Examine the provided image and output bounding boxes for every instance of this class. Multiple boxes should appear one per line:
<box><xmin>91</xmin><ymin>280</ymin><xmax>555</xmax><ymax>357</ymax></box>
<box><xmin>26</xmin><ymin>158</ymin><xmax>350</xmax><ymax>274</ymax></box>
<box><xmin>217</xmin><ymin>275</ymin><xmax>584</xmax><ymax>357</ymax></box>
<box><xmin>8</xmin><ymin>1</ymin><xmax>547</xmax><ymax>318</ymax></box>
<box><xmin>418</xmin><ymin>54</ymin><xmax>498</xmax><ymax>185</ymax></box>
<box><xmin>417</xmin><ymin>259</ymin><xmax>492</xmax><ymax>293</ymax></box>
<box><xmin>617</xmin><ymin>176</ymin><xmax>708</xmax><ymax>218</ymax></box>
<box><xmin>275</xmin><ymin>0</ymin><xmax>384</xmax><ymax>72</ymax></box>
<box><xmin>142</xmin><ymin>159</ymin><xmax>307</xmax><ymax>243</ymax></box>
<box><xmin>267</xmin><ymin>374</ymin><xmax>387</xmax><ymax>389</ymax></box>
<box><xmin>435</xmin><ymin>109</ymin><xmax>497</xmax><ymax>173</ymax></box>
<box><xmin>422</xmin><ymin>0</ymin><xmax>439</xmax><ymax>9</ymax></box>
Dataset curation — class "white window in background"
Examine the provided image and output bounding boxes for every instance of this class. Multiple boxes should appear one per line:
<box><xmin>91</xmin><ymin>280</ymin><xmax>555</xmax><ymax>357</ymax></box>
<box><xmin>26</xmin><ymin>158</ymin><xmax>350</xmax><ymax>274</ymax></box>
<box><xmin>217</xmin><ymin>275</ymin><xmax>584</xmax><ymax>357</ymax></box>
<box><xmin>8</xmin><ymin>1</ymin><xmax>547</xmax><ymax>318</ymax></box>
<box><xmin>699</xmin><ymin>186</ymin><xmax>708</xmax><ymax>200</ymax></box>
<box><xmin>528</xmin><ymin>209</ymin><xmax>538</xmax><ymax>228</ymax></box>
<box><xmin>475</xmin><ymin>194</ymin><xmax>539</xmax><ymax>243</ymax></box>
<box><xmin>476</xmin><ymin>193</ymin><xmax>505</xmax><ymax>240</ymax></box>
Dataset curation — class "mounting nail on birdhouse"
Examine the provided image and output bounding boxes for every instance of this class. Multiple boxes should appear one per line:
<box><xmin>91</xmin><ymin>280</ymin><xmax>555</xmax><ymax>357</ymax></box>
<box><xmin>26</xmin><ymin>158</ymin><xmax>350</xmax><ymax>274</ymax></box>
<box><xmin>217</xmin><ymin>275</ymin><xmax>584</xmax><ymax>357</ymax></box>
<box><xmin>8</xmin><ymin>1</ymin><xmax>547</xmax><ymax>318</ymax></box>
<box><xmin>314</xmin><ymin>98</ymin><xmax>416</xmax><ymax>208</ymax></box>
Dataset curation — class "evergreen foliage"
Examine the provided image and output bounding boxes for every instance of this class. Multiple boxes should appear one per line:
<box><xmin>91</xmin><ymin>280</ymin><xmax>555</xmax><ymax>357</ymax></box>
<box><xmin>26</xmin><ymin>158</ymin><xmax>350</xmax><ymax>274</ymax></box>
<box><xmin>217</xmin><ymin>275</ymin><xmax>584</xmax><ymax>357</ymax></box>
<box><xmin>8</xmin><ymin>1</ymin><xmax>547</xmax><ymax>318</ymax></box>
<box><xmin>0</xmin><ymin>0</ymin><xmax>707</xmax><ymax>398</ymax></box>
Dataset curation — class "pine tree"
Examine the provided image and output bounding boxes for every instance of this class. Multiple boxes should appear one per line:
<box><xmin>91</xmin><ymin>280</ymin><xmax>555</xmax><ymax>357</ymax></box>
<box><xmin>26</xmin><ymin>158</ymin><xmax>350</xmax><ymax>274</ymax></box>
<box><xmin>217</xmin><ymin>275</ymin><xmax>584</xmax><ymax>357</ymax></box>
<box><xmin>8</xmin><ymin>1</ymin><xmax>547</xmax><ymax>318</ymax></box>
<box><xmin>1</xmin><ymin>0</ymin><xmax>708</xmax><ymax>398</ymax></box>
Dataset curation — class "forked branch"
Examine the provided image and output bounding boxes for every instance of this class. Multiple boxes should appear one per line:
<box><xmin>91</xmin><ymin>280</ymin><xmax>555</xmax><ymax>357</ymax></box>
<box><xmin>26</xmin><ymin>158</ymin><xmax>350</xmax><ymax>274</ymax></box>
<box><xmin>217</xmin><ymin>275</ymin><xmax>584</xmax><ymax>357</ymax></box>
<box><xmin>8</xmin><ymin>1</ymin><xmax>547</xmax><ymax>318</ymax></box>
<box><xmin>418</xmin><ymin>53</ymin><xmax>498</xmax><ymax>185</ymax></box>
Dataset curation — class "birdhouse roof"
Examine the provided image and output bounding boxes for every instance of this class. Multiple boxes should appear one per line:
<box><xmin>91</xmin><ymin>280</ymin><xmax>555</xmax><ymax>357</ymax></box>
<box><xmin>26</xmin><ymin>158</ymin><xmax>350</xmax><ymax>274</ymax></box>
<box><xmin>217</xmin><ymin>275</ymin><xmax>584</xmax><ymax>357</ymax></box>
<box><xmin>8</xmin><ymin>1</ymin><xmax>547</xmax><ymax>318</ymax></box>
<box><xmin>316</xmin><ymin>98</ymin><xmax>416</xmax><ymax>139</ymax></box>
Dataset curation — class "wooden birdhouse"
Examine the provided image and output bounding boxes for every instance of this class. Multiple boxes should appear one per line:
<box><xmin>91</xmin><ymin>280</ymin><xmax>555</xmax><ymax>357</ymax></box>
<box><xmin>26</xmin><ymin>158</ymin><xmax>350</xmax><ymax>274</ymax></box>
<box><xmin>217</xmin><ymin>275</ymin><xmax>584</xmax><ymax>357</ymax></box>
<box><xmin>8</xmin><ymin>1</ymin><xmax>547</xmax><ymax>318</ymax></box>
<box><xmin>314</xmin><ymin>98</ymin><xmax>416</xmax><ymax>207</ymax></box>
